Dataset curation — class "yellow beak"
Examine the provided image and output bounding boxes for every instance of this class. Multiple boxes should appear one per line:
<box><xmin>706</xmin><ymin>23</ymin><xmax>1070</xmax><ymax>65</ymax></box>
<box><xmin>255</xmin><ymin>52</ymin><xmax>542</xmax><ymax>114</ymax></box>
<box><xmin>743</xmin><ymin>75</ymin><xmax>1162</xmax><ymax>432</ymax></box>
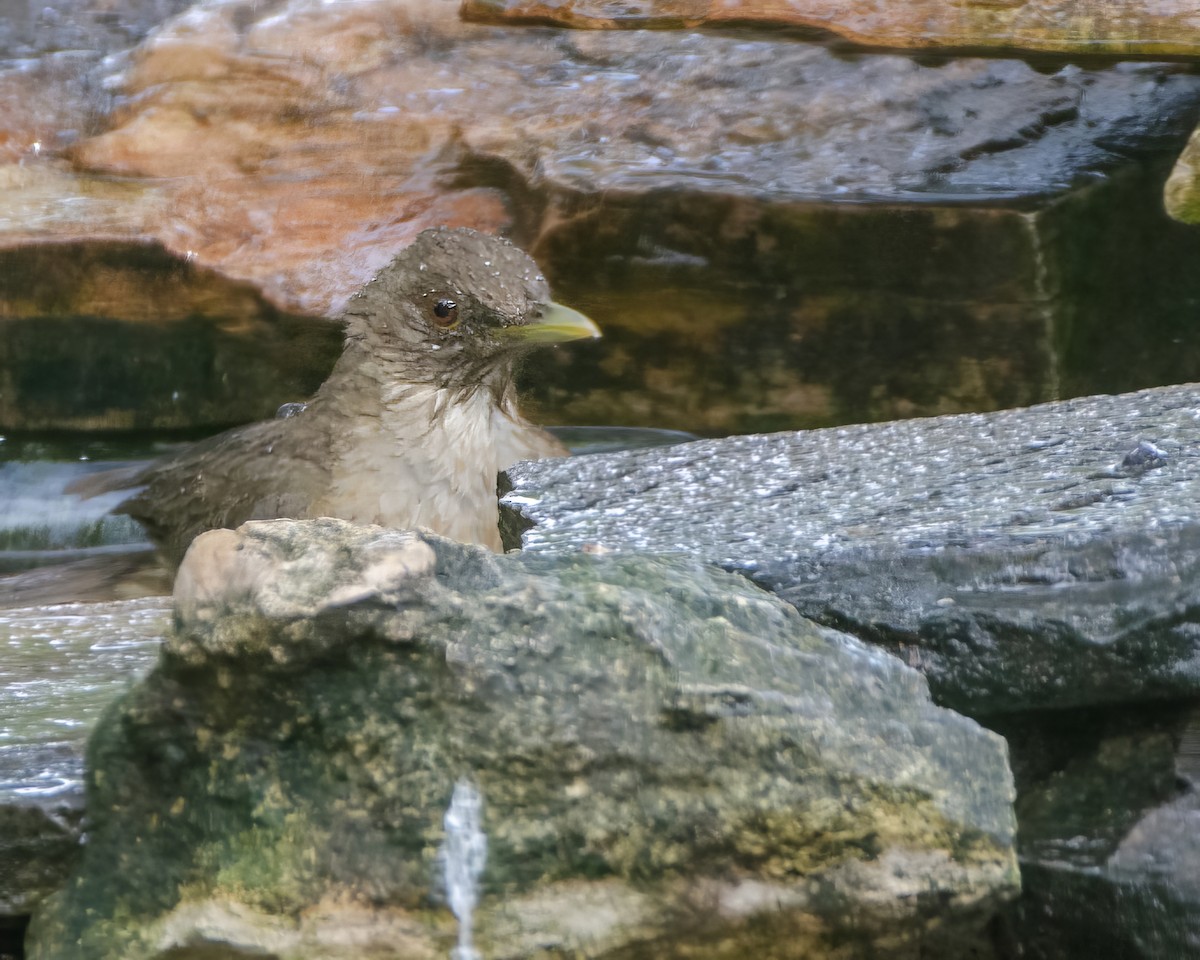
<box><xmin>500</xmin><ymin>301</ymin><xmax>601</xmax><ymax>344</ymax></box>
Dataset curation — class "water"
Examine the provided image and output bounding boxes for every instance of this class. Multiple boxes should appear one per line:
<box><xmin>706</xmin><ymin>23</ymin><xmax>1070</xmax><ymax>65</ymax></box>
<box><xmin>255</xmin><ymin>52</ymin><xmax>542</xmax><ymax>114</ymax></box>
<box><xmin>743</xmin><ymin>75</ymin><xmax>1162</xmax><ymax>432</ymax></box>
<box><xmin>0</xmin><ymin>596</ymin><xmax>169</xmax><ymax>801</ymax></box>
<box><xmin>0</xmin><ymin>434</ymin><xmax>175</xmax><ymax>580</ymax></box>
<box><xmin>0</xmin><ymin>460</ymin><xmax>146</xmax><ymax>563</ymax></box>
<box><xmin>440</xmin><ymin>780</ymin><xmax>488</xmax><ymax>960</ymax></box>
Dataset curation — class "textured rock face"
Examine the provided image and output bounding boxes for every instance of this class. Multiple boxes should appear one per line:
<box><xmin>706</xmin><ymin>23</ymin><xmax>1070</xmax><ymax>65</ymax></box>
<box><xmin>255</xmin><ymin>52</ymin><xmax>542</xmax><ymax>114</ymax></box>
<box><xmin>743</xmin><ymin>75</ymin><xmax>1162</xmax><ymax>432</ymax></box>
<box><xmin>500</xmin><ymin>382</ymin><xmax>1200</xmax><ymax>954</ymax></box>
<box><xmin>27</xmin><ymin>519</ymin><xmax>1017</xmax><ymax>960</ymax></box>
<box><xmin>502</xmin><ymin>382</ymin><xmax>1200</xmax><ymax>716</ymax></box>
<box><xmin>987</xmin><ymin>701</ymin><xmax>1200</xmax><ymax>960</ymax></box>
<box><xmin>464</xmin><ymin>0</ymin><xmax>1200</xmax><ymax>56</ymax></box>
<box><xmin>1166</xmin><ymin>128</ymin><xmax>1200</xmax><ymax>224</ymax></box>
<box><xmin>5</xmin><ymin>0</ymin><xmax>1200</xmax><ymax>432</ymax></box>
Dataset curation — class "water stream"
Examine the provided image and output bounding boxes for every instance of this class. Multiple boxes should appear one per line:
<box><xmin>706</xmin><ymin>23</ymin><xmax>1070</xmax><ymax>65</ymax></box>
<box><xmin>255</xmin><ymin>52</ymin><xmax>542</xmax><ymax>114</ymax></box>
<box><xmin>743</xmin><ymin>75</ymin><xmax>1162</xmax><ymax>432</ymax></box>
<box><xmin>0</xmin><ymin>434</ymin><xmax>162</xmax><ymax>577</ymax></box>
<box><xmin>0</xmin><ymin>596</ymin><xmax>168</xmax><ymax>803</ymax></box>
<box><xmin>441</xmin><ymin>780</ymin><xmax>488</xmax><ymax>960</ymax></box>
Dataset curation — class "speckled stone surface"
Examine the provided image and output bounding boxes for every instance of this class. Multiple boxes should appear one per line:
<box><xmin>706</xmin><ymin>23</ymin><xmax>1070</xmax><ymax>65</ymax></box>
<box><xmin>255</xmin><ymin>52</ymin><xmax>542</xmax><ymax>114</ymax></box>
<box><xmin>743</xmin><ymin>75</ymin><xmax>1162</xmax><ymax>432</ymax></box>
<box><xmin>502</xmin><ymin>382</ymin><xmax>1200</xmax><ymax>714</ymax></box>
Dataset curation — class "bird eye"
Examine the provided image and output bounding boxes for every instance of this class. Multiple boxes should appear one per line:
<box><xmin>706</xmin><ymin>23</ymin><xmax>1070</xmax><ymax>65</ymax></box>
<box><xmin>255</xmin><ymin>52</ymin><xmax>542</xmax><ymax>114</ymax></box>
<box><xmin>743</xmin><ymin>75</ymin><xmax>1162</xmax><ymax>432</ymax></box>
<box><xmin>432</xmin><ymin>299</ymin><xmax>459</xmax><ymax>328</ymax></box>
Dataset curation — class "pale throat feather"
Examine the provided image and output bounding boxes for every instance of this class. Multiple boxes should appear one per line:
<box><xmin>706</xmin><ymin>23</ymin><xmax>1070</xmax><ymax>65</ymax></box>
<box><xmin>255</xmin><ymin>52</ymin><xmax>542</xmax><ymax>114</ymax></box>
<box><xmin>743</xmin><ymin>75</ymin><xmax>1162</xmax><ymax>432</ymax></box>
<box><xmin>314</xmin><ymin>382</ymin><xmax>515</xmax><ymax>549</ymax></box>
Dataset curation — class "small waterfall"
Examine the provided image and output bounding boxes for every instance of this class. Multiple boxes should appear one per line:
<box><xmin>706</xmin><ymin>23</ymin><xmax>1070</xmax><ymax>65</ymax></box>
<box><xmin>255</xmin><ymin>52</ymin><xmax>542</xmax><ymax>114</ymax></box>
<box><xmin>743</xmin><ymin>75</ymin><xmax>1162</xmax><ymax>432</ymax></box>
<box><xmin>0</xmin><ymin>460</ymin><xmax>147</xmax><ymax>571</ymax></box>
<box><xmin>440</xmin><ymin>779</ymin><xmax>487</xmax><ymax>960</ymax></box>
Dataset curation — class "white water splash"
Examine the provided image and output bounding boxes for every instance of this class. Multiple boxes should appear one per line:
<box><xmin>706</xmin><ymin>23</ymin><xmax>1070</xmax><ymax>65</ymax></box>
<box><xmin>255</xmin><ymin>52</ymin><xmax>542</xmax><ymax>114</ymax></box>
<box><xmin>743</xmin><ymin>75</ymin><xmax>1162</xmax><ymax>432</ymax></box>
<box><xmin>441</xmin><ymin>779</ymin><xmax>487</xmax><ymax>960</ymax></box>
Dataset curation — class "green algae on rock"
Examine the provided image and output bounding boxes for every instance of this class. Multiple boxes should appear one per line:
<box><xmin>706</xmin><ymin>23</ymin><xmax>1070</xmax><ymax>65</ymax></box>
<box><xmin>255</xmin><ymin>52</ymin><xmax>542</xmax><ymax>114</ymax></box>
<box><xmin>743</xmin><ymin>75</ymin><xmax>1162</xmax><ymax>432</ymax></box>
<box><xmin>27</xmin><ymin>519</ymin><xmax>1017</xmax><ymax>960</ymax></box>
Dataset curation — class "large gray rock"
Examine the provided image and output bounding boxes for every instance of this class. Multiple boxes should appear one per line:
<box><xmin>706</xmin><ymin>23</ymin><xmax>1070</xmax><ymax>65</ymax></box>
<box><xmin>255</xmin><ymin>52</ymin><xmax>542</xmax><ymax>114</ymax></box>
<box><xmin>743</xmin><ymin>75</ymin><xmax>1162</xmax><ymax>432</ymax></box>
<box><xmin>27</xmin><ymin>519</ymin><xmax>1017</xmax><ymax>960</ymax></box>
<box><xmin>502</xmin><ymin>382</ymin><xmax>1200</xmax><ymax>716</ymax></box>
<box><xmin>503</xmin><ymin>383</ymin><xmax>1200</xmax><ymax>958</ymax></box>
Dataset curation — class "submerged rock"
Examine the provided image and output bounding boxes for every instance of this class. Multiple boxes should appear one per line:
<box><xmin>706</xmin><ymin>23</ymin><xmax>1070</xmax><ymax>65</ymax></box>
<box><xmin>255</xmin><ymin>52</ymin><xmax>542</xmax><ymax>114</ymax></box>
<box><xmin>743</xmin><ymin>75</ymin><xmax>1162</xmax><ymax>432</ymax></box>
<box><xmin>27</xmin><ymin>519</ymin><xmax>1017</xmax><ymax>960</ymax></box>
<box><xmin>0</xmin><ymin>241</ymin><xmax>342</xmax><ymax>431</ymax></box>
<box><xmin>993</xmin><ymin>703</ymin><xmax>1200</xmax><ymax>960</ymax></box>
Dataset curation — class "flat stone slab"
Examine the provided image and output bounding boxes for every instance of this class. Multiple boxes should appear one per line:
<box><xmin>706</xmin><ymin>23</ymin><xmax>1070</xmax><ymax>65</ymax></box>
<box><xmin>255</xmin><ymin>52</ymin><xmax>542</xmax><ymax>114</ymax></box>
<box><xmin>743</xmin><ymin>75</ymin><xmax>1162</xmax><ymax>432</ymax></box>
<box><xmin>502</xmin><ymin>382</ymin><xmax>1200</xmax><ymax>714</ymax></box>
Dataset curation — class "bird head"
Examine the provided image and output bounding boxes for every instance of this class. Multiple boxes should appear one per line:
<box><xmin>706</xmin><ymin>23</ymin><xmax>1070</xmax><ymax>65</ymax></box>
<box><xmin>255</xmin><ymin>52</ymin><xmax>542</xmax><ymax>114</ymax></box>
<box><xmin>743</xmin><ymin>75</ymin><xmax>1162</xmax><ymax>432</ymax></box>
<box><xmin>344</xmin><ymin>228</ymin><xmax>599</xmax><ymax>395</ymax></box>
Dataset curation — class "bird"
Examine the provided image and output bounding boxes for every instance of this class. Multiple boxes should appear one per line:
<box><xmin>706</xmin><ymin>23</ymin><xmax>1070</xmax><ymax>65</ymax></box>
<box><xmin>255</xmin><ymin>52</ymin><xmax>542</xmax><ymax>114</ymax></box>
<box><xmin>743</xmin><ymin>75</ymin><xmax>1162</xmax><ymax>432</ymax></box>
<box><xmin>83</xmin><ymin>228</ymin><xmax>600</xmax><ymax>569</ymax></box>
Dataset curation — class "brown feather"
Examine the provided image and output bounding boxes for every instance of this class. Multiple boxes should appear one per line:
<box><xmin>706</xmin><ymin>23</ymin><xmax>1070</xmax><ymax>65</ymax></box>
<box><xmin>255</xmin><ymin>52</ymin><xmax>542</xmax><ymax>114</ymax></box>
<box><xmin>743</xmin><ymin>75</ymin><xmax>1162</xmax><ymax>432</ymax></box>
<box><xmin>113</xmin><ymin>228</ymin><xmax>587</xmax><ymax>570</ymax></box>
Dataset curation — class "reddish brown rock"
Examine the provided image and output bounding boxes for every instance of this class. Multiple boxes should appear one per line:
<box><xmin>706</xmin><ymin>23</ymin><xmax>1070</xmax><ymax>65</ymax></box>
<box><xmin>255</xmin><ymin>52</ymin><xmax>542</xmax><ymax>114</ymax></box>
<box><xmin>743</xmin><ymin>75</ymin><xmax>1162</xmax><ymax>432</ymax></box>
<box><xmin>9</xmin><ymin>0</ymin><xmax>1189</xmax><ymax>318</ymax></box>
<box><xmin>2</xmin><ymin>0</ymin><xmax>1199</xmax><ymax>434</ymax></box>
<box><xmin>463</xmin><ymin>0</ymin><xmax>1200</xmax><ymax>56</ymax></box>
<box><xmin>0</xmin><ymin>59</ymin><xmax>88</xmax><ymax>165</ymax></box>
<box><xmin>46</xmin><ymin>0</ymin><xmax>516</xmax><ymax>315</ymax></box>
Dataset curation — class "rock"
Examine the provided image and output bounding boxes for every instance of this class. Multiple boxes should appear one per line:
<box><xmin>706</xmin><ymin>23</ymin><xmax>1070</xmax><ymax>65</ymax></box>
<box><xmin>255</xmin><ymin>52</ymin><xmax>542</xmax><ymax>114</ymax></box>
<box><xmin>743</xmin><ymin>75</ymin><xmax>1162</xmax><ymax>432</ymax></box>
<box><xmin>502</xmin><ymin>381</ymin><xmax>1200</xmax><ymax>716</ymax></box>
<box><xmin>6</xmin><ymin>1</ymin><xmax>1200</xmax><ymax>431</ymax></box>
<box><xmin>504</xmin><ymin>383</ymin><xmax>1200</xmax><ymax>955</ymax></box>
<box><xmin>0</xmin><ymin>780</ymin><xmax>83</xmax><ymax>918</ymax></box>
<box><xmin>0</xmin><ymin>598</ymin><xmax>168</xmax><ymax>917</ymax></box>
<box><xmin>0</xmin><ymin>0</ymin><xmax>195</xmax><ymax>60</ymax></box>
<box><xmin>0</xmin><ymin>554</ymin><xmax>167</xmax><ymax>607</ymax></box>
<box><xmin>463</xmin><ymin>0</ymin><xmax>1200</xmax><ymax>56</ymax></box>
<box><xmin>0</xmin><ymin>240</ymin><xmax>342</xmax><ymax>430</ymax></box>
<box><xmin>0</xmin><ymin>0</ymin><xmax>196</xmax><ymax>165</ymax></box>
<box><xmin>519</xmin><ymin>157</ymin><xmax>1200</xmax><ymax>434</ymax></box>
<box><xmin>27</xmin><ymin>519</ymin><xmax>1018</xmax><ymax>960</ymax></box>
<box><xmin>2</xmin><ymin>0</ymin><xmax>516</xmax><ymax>317</ymax></box>
<box><xmin>992</xmin><ymin>704</ymin><xmax>1200</xmax><ymax>959</ymax></box>
<box><xmin>1165</xmin><ymin>126</ymin><xmax>1200</xmax><ymax>224</ymax></box>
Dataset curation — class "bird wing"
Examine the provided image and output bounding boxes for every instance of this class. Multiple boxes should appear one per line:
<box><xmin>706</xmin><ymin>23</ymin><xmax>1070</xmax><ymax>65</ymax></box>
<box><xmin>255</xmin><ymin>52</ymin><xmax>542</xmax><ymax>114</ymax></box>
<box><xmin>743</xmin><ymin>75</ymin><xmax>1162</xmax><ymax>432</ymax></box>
<box><xmin>118</xmin><ymin>417</ymin><xmax>330</xmax><ymax>569</ymax></box>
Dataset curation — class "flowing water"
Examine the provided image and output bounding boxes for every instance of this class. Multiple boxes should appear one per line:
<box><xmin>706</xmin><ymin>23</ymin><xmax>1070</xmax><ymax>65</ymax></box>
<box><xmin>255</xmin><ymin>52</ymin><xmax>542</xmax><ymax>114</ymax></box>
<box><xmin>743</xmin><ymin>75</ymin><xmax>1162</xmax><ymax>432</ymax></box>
<box><xmin>0</xmin><ymin>426</ymin><xmax>693</xmax><ymax>800</ymax></box>
<box><xmin>0</xmin><ymin>434</ymin><xmax>169</xmax><ymax>574</ymax></box>
<box><xmin>0</xmin><ymin>427</ymin><xmax>692</xmax><ymax>584</ymax></box>
<box><xmin>441</xmin><ymin>780</ymin><xmax>488</xmax><ymax>960</ymax></box>
<box><xmin>0</xmin><ymin>596</ymin><xmax>168</xmax><ymax>802</ymax></box>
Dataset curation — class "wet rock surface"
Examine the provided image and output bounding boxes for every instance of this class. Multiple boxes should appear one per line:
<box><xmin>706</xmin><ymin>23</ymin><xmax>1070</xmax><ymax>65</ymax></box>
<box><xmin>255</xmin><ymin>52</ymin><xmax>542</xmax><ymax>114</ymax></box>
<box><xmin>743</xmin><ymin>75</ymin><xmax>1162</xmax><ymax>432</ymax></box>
<box><xmin>463</xmin><ymin>0</ymin><xmax>1200</xmax><ymax>56</ymax></box>
<box><xmin>992</xmin><ymin>703</ymin><xmax>1200</xmax><ymax>959</ymax></box>
<box><xmin>4</xmin><ymin>1</ymin><xmax>1200</xmax><ymax>431</ymax></box>
<box><xmin>0</xmin><ymin>241</ymin><xmax>342</xmax><ymax>430</ymax></box>
<box><xmin>1166</xmin><ymin>125</ymin><xmax>1200</xmax><ymax>224</ymax></box>
<box><xmin>519</xmin><ymin>158</ymin><xmax>1200</xmax><ymax>434</ymax></box>
<box><xmin>503</xmin><ymin>381</ymin><xmax>1200</xmax><ymax>716</ymax></box>
<box><xmin>504</xmin><ymin>382</ymin><xmax>1200</xmax><ymax>958</ymax></box>
<box><xmin>0</xmin><ymin>0</ymin><xmax>193</xmax><ymax>59</ymax></box>
<box><xmin>26</xmin><ymin>519</ymin><xmax>1017</xmax><ymax>960</ymax></box>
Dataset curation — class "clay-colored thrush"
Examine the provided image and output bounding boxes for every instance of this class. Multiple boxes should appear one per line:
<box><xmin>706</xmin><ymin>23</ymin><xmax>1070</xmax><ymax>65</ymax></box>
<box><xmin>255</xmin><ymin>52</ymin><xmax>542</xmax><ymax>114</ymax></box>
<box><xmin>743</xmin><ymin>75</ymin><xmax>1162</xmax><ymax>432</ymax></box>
<box><xmin>108</xmin><ymin>228</ymin><xmax>598</xmax><ymax>567</ymax></box>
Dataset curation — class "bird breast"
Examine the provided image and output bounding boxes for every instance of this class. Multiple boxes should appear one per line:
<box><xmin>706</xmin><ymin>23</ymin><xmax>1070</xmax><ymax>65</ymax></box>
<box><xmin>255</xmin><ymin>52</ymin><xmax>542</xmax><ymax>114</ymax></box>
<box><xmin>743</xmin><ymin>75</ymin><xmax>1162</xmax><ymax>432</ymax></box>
<box><xmin>312</xmin><ymin>386</ymin><xmax>510</xmax><ymax>550</ymax></box>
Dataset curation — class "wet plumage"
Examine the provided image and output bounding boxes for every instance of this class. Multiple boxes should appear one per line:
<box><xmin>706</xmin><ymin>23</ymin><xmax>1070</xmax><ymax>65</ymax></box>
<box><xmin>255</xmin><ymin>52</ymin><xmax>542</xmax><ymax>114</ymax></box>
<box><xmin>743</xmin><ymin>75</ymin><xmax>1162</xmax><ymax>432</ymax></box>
<box><xmin>106</xmin><ymin>228</ymin><xmax>599</xmax><ymax>568</ymax></box>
